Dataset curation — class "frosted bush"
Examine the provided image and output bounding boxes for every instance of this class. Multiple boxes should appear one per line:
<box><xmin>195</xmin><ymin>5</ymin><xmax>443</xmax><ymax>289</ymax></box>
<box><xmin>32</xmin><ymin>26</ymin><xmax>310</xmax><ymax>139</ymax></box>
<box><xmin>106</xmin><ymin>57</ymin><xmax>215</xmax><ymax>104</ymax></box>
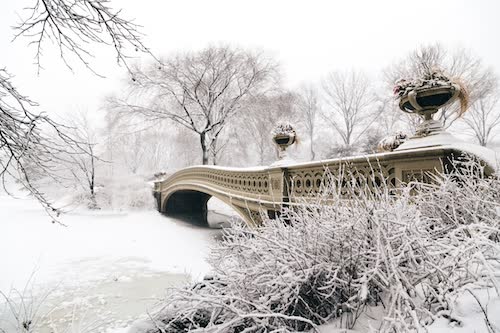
<box><xmin>95</xmin><ymin>174</ymin><xmax>155</xmax><ymax>210</ymax></box>
<box><xmin>146</xmin><ymin>161</ymin><xmax>499</xmax><ymax>332</ymax></box>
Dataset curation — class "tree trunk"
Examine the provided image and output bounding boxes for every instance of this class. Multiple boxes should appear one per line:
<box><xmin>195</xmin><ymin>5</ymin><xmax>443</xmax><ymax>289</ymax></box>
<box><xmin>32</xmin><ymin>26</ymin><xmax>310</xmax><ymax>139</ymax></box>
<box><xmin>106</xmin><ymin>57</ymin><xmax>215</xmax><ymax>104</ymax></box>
<box><xmin>200</xmin><ymin>133</ymin><xmax>209</xmax><ymax>165</ymax></box>
<box><xmin>89</xmin><ymin>146</ymin><xmax>99</xmax><ymax>209</ymax></box>
<box><xmin>210</xmin><ymin>137</ymin><xmax>218</xmax><ymax>165</ymax></box>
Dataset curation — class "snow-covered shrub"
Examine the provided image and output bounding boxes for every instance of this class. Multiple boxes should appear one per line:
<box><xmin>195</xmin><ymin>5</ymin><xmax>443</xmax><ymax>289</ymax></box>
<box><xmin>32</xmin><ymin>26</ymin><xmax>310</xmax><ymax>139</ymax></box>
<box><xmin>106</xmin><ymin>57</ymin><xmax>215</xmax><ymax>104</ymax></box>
<box><xmin>95</xmin><ymin>173</ymin><xmax>156</xmax><ymax>210</ymax></box>
<box><xmin>419</xmin><ymin>161</ymin><xmax>500</xmax><ymax>235</ymax></box>
<box><xmin>145</xmin><ymin>162</ymin><xmax>499</xmax><ymax>332</ymax></box>
<box><xmin>45</xmin><ymin>173</ymin><xmax>156</xmax><ymax>211</ymax></box>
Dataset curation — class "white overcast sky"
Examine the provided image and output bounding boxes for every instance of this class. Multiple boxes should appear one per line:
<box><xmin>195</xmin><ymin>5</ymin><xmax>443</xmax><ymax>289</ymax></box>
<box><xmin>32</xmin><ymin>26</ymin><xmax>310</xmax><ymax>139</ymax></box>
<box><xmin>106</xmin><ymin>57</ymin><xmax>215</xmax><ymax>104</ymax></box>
<box><xmin>1</xmin><ymin>0</ymin><xmax>500</xmax><ymax>119</ymax></box>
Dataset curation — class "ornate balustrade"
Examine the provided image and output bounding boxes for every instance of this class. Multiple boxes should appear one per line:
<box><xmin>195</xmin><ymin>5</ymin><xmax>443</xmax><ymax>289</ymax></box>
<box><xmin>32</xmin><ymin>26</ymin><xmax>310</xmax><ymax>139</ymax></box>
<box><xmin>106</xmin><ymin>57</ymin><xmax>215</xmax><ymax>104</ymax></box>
<box><xmin>154</xmin><ymin>143</ymin><xmax>496</xmax><ymax>226</ymax></box>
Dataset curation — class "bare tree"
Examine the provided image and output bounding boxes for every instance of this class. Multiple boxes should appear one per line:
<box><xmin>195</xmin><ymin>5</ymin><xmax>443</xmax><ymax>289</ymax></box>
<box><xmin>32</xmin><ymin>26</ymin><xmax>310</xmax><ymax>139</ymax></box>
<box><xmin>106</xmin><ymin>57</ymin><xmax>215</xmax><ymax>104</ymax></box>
<box><xmin>1</xmin><ymin>1</ymin><xmax>151</xmax><ymax>216</ymax></box>
<box><xmin>64</xmin><ymin>111</ymin><xmax>100</xmax><ymax>209</ymax></box>
<box><xmin>385</xmin><ymin>43</ymin><xmax>497</xmax><ymax>128</ymax></box>
<box><xmin>297</xmin><ymin>84</ymin><xmax>319</xmax><ymax>160</ymax></box>
<box><xmin>102</xmin><ymin>104</ymin><xmax>200</xmax><ymax>176</ymax></box>
<box><xmin>114</xmin><ymin>46</ymin><xmax>279</xmax><ymax>165</ymax></box>
<box><xmin>13</xmin><ymin>0</ymin><xmax>151</xmax><ymax>73</ymax></box>
<box><xmin>463</xmin><ymin>89</ymin><xmax>500</xmax><ymax>146</ymax></box>
<box><xmin>373</xmin><ymin>95</ymin><xmax>404</xmax><ymax>135</ymax></box>
<box><xmin>231</xmin><ymin>100</ymin><xmax>273</xmax><ymax>165</ymax></box>
<box><xmin>235</xmin><ymin>93</ymin><xmax>299</xmax><ymax>165</ymax></box>
<box><xmin>355</xmin><ymin>95</ymin><xmax>405</xmax><ymax>153</ymax></box>
<box><xmin>321</xmin><ymin>70</ymin><xmax>378</xmax><ymax>151</ymax></box>
<box><xmin>209</xmin><ymin>133</ymin><xmax>230</xmax><ymax>166</ymax></box>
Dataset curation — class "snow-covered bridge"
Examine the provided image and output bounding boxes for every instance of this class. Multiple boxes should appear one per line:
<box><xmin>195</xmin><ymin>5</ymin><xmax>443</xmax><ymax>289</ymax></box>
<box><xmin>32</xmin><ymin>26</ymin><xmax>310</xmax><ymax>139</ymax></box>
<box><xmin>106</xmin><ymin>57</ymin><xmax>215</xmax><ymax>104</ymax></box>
<box><xmin>153</xmin><ymin>141</ymin><xmax>496</xmax><ymax>226</ymax></box>
<box><xmin>153</xmin><ymin>80</ymin><xmax>500</xmax><ymax>226</ymax></box>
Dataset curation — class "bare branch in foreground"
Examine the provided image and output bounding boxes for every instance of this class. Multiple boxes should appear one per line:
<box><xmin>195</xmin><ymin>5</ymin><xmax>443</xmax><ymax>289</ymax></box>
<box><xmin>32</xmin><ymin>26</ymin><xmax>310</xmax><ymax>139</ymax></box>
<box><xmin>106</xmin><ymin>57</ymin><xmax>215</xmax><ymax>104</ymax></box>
<box><xmin>13</xmin><ymin>0</ymin><xmax>154</xmax><ymax>73</ymax></box>
<box><xmin>0</xmin><ymin>68</ymin><xmax>87</xmax><ymax>221</ymax></box>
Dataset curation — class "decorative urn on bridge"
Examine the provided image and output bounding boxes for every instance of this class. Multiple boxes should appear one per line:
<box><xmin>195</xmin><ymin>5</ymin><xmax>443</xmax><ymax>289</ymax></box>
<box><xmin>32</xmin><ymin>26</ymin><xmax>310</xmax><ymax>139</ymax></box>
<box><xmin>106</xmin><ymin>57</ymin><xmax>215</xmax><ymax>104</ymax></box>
<box><xmin>388</xmin><ymin>68</ymin><xmax>469</xmax><ymax>151</ymax></box>
<box><xmin>394</xmin><ymin>69</ymin><xmax>467</xmax><ymax>138</ymax></box>
<box><xmin>272</xmin><ymin>123</ymin><xmax>296</xmax><ymax>161</ymax></box>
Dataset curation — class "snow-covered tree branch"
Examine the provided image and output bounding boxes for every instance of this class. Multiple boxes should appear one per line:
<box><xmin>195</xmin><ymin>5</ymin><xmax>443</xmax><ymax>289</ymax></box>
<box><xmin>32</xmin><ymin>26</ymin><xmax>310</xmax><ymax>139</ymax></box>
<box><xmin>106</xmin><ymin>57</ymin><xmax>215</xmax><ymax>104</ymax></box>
<box><xmin>0</xmin><ymin>68</ymin><xmax>86</xmax><ymax>218</ymax></box>
<box><xmin>13</xmin><ymin>0</ymin><xmax>152</xmax><ymax>73</ymax></box>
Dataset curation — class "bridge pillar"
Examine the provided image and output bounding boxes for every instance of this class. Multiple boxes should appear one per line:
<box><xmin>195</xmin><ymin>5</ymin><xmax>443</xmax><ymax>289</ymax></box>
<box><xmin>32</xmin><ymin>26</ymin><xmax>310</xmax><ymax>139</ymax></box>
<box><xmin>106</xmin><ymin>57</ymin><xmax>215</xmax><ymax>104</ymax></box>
<box><xmin>268</xmin><ymin>168</ymin><xmax>287</xmax><ymax>202</ymax></box>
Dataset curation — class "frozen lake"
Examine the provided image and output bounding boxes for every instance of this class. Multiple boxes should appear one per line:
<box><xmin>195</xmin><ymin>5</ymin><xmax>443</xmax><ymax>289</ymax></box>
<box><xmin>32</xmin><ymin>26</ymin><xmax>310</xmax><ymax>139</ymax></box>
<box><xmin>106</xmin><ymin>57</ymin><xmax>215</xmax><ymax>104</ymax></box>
<box><xmin>0</xmin><ymin>194</ymin><xmax>229</xmax><ymax>332</ymax></box>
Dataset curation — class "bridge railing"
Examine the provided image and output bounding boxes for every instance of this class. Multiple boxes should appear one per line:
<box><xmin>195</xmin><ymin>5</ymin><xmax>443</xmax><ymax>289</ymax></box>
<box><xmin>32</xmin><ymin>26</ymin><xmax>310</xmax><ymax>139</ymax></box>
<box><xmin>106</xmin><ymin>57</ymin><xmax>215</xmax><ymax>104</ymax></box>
<box><xmin>154</xmin><ymin>144</ymin><xmax>498</xmax><ymax>225</ymax></box>
<box><xmin>156</xmin><ymin>165</ymin><xmax>285</xmax><ymax>207</ymax></box>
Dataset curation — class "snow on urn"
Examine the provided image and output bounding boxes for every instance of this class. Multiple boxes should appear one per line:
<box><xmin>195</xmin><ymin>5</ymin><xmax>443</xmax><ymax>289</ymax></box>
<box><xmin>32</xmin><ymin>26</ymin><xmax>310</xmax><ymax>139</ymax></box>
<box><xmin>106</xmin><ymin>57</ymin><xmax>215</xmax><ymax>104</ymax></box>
<box><xmin>272</xmin><ymin>123</ymin><xmax>296</xmax><ymax>160</ymax></box>
<box><xmin>394</xmin><ymin>69</ymin><xmax>468</xmax><ymax>137</ymax></box>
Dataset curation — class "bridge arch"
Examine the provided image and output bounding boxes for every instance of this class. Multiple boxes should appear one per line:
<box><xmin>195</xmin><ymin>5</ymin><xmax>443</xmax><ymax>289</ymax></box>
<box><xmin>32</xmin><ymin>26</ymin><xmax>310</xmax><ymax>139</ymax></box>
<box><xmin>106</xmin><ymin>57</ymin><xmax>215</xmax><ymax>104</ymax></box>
<box><xmin>159</xmin><ymin>183</ymin><xmax>262</xmax><ymax>227</ymax></box>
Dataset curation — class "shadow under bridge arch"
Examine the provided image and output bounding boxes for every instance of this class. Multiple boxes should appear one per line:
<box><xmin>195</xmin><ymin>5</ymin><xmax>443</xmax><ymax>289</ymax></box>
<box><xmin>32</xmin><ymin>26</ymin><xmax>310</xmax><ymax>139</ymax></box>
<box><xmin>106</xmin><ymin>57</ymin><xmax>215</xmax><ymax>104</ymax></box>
<box><xmin>161</xmin><ymin>188</ymin><xmax>256</xmax><ymax>227</ymax></box>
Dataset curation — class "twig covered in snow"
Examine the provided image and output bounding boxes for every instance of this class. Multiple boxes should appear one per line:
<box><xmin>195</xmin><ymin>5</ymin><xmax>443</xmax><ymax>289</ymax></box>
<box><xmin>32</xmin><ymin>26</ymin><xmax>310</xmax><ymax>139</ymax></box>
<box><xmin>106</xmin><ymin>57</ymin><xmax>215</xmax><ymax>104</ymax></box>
<box><xmin>465</xmin><ymin>289</ymin><xmax>498</xmax><ymax>333</ymax></box>
<box><xmin>0</xmin><ymin>68</ymin><xmax>90</xmax><ymax>221</ymax></box>
<box><xmin>13</xmin><ymin>0</ymin><xmax>153</xmax><ymax>73</ymax></box>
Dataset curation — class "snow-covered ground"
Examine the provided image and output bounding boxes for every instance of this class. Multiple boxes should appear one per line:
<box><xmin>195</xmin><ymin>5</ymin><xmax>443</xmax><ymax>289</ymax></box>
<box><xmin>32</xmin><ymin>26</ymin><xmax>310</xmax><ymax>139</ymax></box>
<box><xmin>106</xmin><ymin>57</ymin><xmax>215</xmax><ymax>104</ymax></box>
<box><xmin>1</xmin><ymin>192</ymin><xmax>499</xmax><ymax>333</ymax></box>
<box><xmin>0</xmin><ymin>193</ymin><xmax>224</xmax><ymax>332</ymax></box>
<box><xmin>319</xmin><ymin>284</ymin><xmax>500</xmax><ymax>332</ymax></box>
